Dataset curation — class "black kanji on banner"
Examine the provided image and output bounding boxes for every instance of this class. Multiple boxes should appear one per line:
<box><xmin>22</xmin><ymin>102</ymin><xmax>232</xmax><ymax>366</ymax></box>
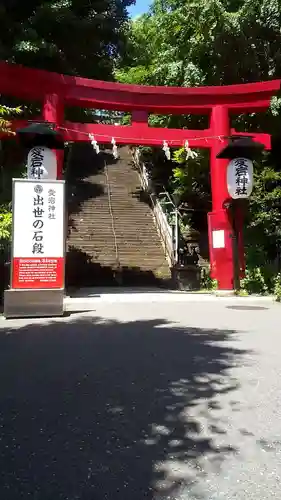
<box><xmin>234</xmin><ymin>158</ymin><xmax>249</xmax><ymax>196</ymax></box>
<box><xmin>29</xmin><ymin>147</ymin><xmax>45</xmax><ymax>178</ymax></box>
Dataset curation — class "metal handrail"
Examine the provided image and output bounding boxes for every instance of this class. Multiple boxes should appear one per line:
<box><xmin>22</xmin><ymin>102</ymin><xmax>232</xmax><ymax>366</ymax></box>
<box><xmin>157</xmin><ymin>188</ymin><xmax>186</xmax><ymax>263</ymax></box>
<box><xmin>153</xmin><ymin>199</ymin><xmax>174</xmax><ymax>266</ymax></box>
<box><xmin>158</xmin><ymin>189</ymin><xmax>176</xmax><ymax>210</ymax></box>
<box><xmin>132</xmin><ymin>150</ymin><xmax>177</xmax><ymax>266</ymax></box>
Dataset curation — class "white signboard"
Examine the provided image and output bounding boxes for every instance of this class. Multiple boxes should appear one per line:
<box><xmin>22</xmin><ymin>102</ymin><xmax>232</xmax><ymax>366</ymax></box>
<box><xmin>12</xmin><ymin>179</ymin><xmax>65</xmax><ymax>289</ymax></box>
<box><xmin>212</xmin><ymin>230</ymin><xmax>225</xmax><ymax>249</ymax></box>
<box><xmin>27</xmin><ymin>146</ymin><xmax>57</xmax><ymax>180</ymax></box>
<box><xmin>227</xmin><ymin>157</ymin><xmax>253</xmax><ymax>199</ymax></box>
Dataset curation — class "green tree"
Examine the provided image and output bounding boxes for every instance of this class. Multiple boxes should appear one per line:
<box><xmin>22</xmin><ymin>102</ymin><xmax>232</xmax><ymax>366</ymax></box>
<box><xmin>0</xmin><ymin>104</ymin><xmax>22</xmax><ymax>224</ymax></box>
<box><xmin>0</xmin><ymin>0</ymin><xmax>134</xmax><ymax>80</ymax></box>
<box><xmin>0</xmin><ymin>105</ymin><xmax>23</xmax><ymax>301</ymax></box>
<box><xmin>117</xmin><ymin>0</ymin><xmax>281</xmax><ymax>87</ymax></box>
<box><xmin>117</xmin><ymin>0</ymin><xmax>281</xmax><ymax>293</ymax></box>
<box><xmin>0</xmin><ymin>105</ymin><xmax>21</xmax><ymax>135</ymax></box>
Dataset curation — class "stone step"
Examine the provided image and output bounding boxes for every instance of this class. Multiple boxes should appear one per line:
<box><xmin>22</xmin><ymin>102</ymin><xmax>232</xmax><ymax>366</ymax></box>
<box><xmin>68</xmin><ymin>243</ymin><xmax>165</xmax><ymax>249</ymax></box>
<box><xmin>67</xmin><ymin>250</ymin><xmax>166</xmax><ymax>260</ymax></box>
<box><xmin>68</xmin><ymin>246</ymin><xmax>166</xmax><ymax>253</ymax></box>
<box><xmin>69</xmin><ymin>241</ymin><xmax>164</xmax><ymax>246</ymax></box>
<box><xmin>68</xmin><ymin>245</ymin><xmax>165</xmax><ymax>251</ymax></box>
<box><xmin>69</xmin><ymin>236</ymin><xmax>162</xmax><ymax>241</ymax></box>
<box><xmin>74</xmin><ymin>202</ymin><xmax>151</xmax><ymax>208</ymax></box>
<box><xmin>68</xmin><ymin>226</ymin><xmax>160</xmax><ymax>232</ymax></box>
<box><xmin>69</xmin><ymin>227</ymin><xmax>161</xmax><ymax>233</ymax></box>
<box><xmin>71</xmin><ymin>215</ymin><xmax>155</xmax><ymax>222</ymax></box>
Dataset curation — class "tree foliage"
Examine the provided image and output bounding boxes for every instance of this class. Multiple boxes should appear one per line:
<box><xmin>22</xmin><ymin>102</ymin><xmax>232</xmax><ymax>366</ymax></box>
<box><xmin>0</xmin><ymin>104</ymin><xmax>23</xmax><ymax>250</ymax></box>
<box><xmin>0</xmin><ymin>105</ymin><xmax>22</xmax><ymax>135</ymax></box>
<box><xmin>0</xmin><ymin>0</ymin><xmax>134</xmax><ymax>79</ymax></box>
<box><xmin>117</xmin><ymin>0</ymin><xmax>281</xmax><ymax>293</ymax></box>
<box><xmin>117</xmin><ymin>0</ymin><xmax>281</xmax><ymax>87</ymax></box>
<box><xmin>0</xmin><ymin>209</ymin><xmax>12</xmax><ymax>240</ymax></box>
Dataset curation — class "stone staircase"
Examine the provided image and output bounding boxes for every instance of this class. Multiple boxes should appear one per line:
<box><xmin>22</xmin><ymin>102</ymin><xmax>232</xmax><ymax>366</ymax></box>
<box><xmin>65</xmin><ymin>144</ymin><xmax>171</xmax><ymax>287</ymax></box>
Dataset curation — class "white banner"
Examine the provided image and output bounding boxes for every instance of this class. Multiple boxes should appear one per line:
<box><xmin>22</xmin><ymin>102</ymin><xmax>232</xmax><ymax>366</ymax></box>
<box><xmin>13</xmin><ymin>180</ymin><xmax>64</xmax><ymax>258</ymax></box>
<box><xmin>27</xmin><ymin>146</ymin><xmax>57</xmax><ymax>180</ymax></box>
<box><xmin>227</xmin><ymin>157</ymin><xmax>253</xmax><ymax>199</ymax></box>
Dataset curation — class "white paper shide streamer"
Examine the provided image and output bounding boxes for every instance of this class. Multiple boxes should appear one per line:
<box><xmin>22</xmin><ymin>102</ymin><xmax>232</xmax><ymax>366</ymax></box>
<box><xmin>163</xmin><ymin>141</ymin><xmax>171</xmax><ymax>160</ymax></box>
<box><xmin>184</xmin><ymin>140</ymin><xmax>198</xmax><ymax>160</ymax></box>
<box><xmin>111</xmin><ymin>138</ymin><xmax>118</xmax><ymax>159</ymax></box>
<box><xmin>89</xmin><ymin>134</ymin><xmax>100</xmax><ymax>154</ymax></box>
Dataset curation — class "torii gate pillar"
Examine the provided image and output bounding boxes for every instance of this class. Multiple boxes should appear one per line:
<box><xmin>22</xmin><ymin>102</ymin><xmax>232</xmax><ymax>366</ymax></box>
<box><xmin>208</xmin><ymin>105</ymin><xmax>235</xmax><ymax>290</ymax></box>
<box><xmin>42</xmin><ymin>94</ymin><xmax>64</xmax><ymax>179</ymax></box>
<box><xmin>210</xmin><ymin>106</ymin><xmax>230</xmax><ymax>210</ymax></box>
<box><xmin>208</xmin><ymin>105</ymin><xmax>245</xmax><ymax>290</ymax></box>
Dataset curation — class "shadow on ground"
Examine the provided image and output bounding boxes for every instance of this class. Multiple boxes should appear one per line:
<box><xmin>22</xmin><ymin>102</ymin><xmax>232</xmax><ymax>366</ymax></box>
<box><xmin>0</xmin><ymin>316</ymin><xmax>246</xmax><ymax>500</ymax></box>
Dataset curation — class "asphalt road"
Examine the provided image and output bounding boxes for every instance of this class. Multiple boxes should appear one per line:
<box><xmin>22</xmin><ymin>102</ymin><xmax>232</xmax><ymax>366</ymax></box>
<box><xmin>0</xmin><ymin>296</ymin><xmax>281</xmax><ymax>499</ymax></box>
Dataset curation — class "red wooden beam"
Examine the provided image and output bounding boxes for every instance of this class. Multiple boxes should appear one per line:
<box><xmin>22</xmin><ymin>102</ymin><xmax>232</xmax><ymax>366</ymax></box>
<box><xmin>1</xmin><ymin>120</ymin><xmax>272</xmax><ymax>149</ymax></box>
<box><xmin>227</xmin><ymin>100</ymin><xmax>274</xmax><ymax>113</ymax></box>
<box><xmin>61</xmin><ymin>122</ymin><xmax>213</xmax><ymax>147</ymax></box>
<box><xmin>66</xmin><ymin>97</ymin><xmax>275</xmax><ymax>114</ymax></box>
<box><xmin>2</xmin><ymin>119</ymin><xmax>211</xmax><ymax>146</ymax></box>
<box><xmin>0</xmin><ymin>61</ymin><xmax>279</xmax><ymax>114</ymax></box>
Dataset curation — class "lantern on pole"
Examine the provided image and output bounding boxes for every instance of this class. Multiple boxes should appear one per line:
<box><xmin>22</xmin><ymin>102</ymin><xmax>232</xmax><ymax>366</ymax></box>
<box><xmin>216</xmin><ymin>135</ymin><xmax>264</xmax><ymax>290</ymax></box>
<box><xmin>3</xmin><ymin>121</ymin><xmax>66</xmax><ymax>319</ymax></box>
<box><xmin>217</xmin><ymin>135</ymin><xmax>264</xmax><ymax>200</ymax></box>
<box><xmin>16</xmin><ymin>122</ymin><xmax>64</xmax><ymax>180</ymax></box>
<box><xmin>227</xmin><ymin>157</ymin><xmax>254</xmax><ymax>199</ymax></box>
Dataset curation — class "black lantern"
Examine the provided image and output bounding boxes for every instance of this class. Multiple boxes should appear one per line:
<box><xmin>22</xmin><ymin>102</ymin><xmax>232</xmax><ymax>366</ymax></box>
<box><xmin>216</xmin><ymin>135</ymin><xmax>264</xmax><ymax>160</ymax></box>
<box><xmin>16</xmin><ymin>122</ymin><xmax>64</xmax><ymax>150</ymax></box>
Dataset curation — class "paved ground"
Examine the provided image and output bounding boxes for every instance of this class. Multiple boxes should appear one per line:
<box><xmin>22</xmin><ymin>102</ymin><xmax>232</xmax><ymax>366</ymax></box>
<box><xmin>0</xmin><ymin>293</ymin><xmax>281</xmax><ymax>499</ymax></box>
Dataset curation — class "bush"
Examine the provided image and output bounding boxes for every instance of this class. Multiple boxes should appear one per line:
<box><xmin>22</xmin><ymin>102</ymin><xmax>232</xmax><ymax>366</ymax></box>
<box><xmin>0</xmin><ymin>206</ymin><xmax>12</xmax><ymax>301</ymax></box>
<box><xmin>274</xmin><ymin>273</ymin><xmax>281</xmax><ymax>302</ymax></box>
<box><xmin>200</xmin><ymin>268</ymin><xmax>217</xmax><ymax>291</ymax></box>
<box><xmin>240</xmin><ymin>267</ymin><xmax>269</xmax><ymax>295</ymax></box>
<box><xmin>0</xmin><ymin>208</ymin><xmax>12</xmax><ymax>241</ymax></box>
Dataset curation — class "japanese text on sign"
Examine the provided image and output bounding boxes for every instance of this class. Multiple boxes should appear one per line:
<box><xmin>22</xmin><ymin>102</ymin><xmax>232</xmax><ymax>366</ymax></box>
<box><xmin>31</xmin><ymin>184</ymin><xmax>59</xmax><ymax>254</ymax></box>
<box><xmin>12</xmin><ymin>179</ymin><xmax>65</xmax><ymax>289</ymax></box>
<box><xmin>32</xmin><ymin>184</ymin><xmax>44</xmax><ymax>254</ymax></box>
<box><xmin>48</xmin><ymin>188</ymin><xmax>56</xmax><ymax>220</ymax></box>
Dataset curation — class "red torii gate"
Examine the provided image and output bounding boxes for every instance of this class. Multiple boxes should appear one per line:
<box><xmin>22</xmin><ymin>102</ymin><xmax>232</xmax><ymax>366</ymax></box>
<box><xmin>0</xmin><ymin>61</ymin><xmax>279</xmax><ymax>290</ymax></box>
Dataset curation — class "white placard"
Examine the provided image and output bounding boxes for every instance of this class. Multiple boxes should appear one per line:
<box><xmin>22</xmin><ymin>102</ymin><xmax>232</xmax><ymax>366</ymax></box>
<box><xmin>227</xmin><ymin>157</ymin><xmax>253</xmax><ymax>199</ymax></box>
<box><xmin>212</xmin><ymin>230</ymin><xmax>225</xmax><ymax>249</ymax></box>
<box><xmin>27</xmin><ymin>146</ymin><xmax>57</xmax><ymax>180</ymax></box>
<box><xmin>13</xmin><ymin>180</ymin><xmax>64</xmax><ymax>258</ymax></box>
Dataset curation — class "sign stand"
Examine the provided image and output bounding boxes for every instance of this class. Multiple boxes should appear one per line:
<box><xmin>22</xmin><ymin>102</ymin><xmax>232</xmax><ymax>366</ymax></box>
<box><xmin>4</xmin><ymin>179</ymin><xmax>66</xmax><ymax>319</ymax></box>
